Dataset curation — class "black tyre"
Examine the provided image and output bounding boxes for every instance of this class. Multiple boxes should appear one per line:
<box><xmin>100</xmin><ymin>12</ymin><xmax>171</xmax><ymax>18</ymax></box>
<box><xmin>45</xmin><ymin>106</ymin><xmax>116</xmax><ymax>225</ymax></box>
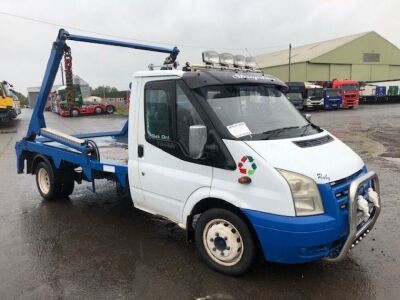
<box><xmin>71</xmin><ymin>109</ymin><xmax>79</xmax><ymax>117</ymax></box>
<box><xmin>106</xmin><ymin>105</ymin><xmax>115</xmax><ymax>114</ymax></box>
<box><xmin>35</xmin><ymin>161</ymin><xmax>59</xmax><ymax>201</ymax></box>
<box><xmin>195</xmin><ymin>208</ymin><xmax>256</xmax><ymax>276</ymax></box>
<box><xmin>57</xmin><ymin>171</ymin><xmax>75</xmax><ymax>197</ymax></box>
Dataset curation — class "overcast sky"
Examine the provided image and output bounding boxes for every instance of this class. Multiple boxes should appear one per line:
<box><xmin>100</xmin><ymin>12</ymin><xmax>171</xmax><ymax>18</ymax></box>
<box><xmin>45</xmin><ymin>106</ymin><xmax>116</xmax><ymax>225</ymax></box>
<box><xmin>0</xmin><ymin>0</ymin><xmax>399</xmax><ymax>94</ymax></box>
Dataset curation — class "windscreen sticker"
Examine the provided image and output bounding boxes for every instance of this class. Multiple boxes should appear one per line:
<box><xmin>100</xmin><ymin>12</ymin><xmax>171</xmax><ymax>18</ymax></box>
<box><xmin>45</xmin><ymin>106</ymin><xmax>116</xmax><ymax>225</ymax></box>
<box><xmin>227</xmin><ymin>122</ymin><xmax>251</xmax><ymax>138</ymax></box>
<box><xmin>238</xmin><ymin>155</ymin><xmax>257</xmax><ymax>176</ymax></box>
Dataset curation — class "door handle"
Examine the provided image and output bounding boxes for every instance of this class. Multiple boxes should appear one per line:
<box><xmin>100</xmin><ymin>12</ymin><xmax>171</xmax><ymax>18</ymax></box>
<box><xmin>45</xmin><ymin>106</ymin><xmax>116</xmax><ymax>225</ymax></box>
<box><xmin>138</xmin><ymin>144</ymin><xmax>144</xmax><ymax>157</ymax></box>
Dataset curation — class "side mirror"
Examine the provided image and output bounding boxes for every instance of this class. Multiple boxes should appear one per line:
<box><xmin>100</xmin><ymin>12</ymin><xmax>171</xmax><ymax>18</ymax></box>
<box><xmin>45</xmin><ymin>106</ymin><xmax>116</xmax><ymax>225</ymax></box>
<box><xmin>304</xmin><ymin>114</ymin><xmax>311</xmax><ymax>122</ymax></box>
<box><xmin>189</xmin><ymin>125</ymin><xmax>207</xmax><ymax>159</ymax></box>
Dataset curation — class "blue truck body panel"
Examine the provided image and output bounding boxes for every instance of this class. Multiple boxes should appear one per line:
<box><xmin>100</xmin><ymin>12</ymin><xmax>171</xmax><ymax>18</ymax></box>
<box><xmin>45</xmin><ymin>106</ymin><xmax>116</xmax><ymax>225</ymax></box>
<box><xmin>242</xmin><ymin>166</ymin><xmax>369</xmax><ymax>263</ymax></box>
<box><xmin>323</xmin><ymin>89</ymin><xmax>342</xmax><ymax>109</ymax></box>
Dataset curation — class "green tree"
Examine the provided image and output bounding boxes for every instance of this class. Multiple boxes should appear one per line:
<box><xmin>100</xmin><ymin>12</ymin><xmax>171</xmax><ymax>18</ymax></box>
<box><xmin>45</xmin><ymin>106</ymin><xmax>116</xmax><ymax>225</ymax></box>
<box><xmin>13</xmin><ymin>90</ymin><xmax>28</xmax><ymax>106</ymax></box>
<box><xmin>91</xmin><ymin>86</ymin><xmax>119</xmax><ymax>97</ymax></box>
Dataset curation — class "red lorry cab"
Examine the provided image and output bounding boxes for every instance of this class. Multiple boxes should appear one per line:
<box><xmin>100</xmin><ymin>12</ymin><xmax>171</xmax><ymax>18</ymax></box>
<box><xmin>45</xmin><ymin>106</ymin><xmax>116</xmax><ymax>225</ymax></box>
<box><xmin>332</xmin><ymin>79</ymin><xmax>359</xmax><ymax>108</ymax></box>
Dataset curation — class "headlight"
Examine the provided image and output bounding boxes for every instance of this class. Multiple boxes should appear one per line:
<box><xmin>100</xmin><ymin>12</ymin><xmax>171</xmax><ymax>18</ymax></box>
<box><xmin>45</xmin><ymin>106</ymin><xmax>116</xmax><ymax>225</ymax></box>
<box><xmin>278</xmin><ymin>169</ymin><xmax>324</xmax><ymax>216</ymax></box>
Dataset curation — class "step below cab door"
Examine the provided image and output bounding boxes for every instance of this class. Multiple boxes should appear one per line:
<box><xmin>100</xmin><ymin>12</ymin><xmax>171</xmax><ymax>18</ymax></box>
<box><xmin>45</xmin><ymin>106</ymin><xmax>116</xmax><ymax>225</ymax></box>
<box><xmin>136</xmin><ymin>78</ymin><xmax>212</xmax><ymax>223</ymax></box>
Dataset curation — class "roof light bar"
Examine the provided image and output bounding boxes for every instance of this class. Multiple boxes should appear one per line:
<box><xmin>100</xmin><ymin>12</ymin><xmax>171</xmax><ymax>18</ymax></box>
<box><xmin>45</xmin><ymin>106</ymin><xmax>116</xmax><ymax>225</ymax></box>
<box><xmin>219</xmin><ymin>53</ymin><xmax>234</xmax><ymax>67</ymax></box>
<box><xmin>245</xmin><ymin>57</ymin><xmax>256</xmax><ymax>69</ymax></box>
<box><xmin>234</xmin><ymin>55</ymin><xmax>246</xmax><ymax>68</ymax></box>
<box><xmin>201</xmin><ymin>50</ymin><xmax>258</xmax><ymax>70</ymax></box>
<box><xmin>202</xmin><ymin>50</ymin><xmax>220</xmax><ymax>65</ymax></box>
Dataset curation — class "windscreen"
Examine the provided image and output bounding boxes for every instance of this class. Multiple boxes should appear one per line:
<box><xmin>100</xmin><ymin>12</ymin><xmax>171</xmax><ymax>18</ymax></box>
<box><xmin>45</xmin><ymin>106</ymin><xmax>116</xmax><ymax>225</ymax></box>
<box><xmin>342</xmin><ymin>84</ymin><xmax>358</xmax><ymax>91</ymax></box>
<box><xmin>286</xmin><ymin>93</ymin><xmax>302</xmax><ymax>100</ymax></box>
<box><xmin>2</xmin><ymin>83</ymin><xmax>12</xmax><ymax>97</ymax></box>
<box><xmin>200</xmin><ymin>85</ymin><xmax>319</xmax><ymax>140</ymax></box>
<box><xmin>326</xmin><ymin>89</ymin><xmax>341</xmax><ymax>97</ymax></box>
<box><xmin>307</xmin><ymin>88</ymin><xmax>323</xmax><ymax>98</ymax></box>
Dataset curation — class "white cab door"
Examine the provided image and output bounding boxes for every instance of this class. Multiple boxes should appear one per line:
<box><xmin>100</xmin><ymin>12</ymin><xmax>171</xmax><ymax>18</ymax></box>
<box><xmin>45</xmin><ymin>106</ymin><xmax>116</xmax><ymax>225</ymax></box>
<box><xmin>136</xmin><ymin>79</ymin><xmax>212</xmax><ymax>223</ymax></box>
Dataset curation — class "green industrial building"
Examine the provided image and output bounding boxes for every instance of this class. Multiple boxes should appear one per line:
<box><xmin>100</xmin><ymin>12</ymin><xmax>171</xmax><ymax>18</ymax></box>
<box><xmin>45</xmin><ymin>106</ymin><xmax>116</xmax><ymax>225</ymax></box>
<box><xmin>256</xmin><ymin>31</ymin><xmax>400</xmax><ymax>82</ymax></box>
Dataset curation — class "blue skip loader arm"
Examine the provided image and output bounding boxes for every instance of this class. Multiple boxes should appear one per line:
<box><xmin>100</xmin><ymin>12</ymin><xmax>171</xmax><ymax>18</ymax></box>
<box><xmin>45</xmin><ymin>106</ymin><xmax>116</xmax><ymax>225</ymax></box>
<box><xmin>25</xmin><ymin>28</ymin><xmax>180</xmax><ymax>141</ymax></box>
<box><xmin>16</xmin><ymin>28</ymin><xmax>179</xmax><ymax>182</ymax></box>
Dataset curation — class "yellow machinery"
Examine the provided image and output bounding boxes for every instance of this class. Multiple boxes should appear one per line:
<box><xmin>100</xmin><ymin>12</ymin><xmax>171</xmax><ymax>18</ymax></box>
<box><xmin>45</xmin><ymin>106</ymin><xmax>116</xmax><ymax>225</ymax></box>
<box><xmin>0</xmin><ymin>81</ymin><xmax>21</xmax><ymax>122</ymax></box>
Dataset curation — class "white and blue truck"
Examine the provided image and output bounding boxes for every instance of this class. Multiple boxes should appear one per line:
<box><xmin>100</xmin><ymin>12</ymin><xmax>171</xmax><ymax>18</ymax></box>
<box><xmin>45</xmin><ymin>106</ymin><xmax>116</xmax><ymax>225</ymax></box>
<box><xmin>16</xmin><ymin>29</ymin><xmax>381</xmax><ymax>275</ymax></box>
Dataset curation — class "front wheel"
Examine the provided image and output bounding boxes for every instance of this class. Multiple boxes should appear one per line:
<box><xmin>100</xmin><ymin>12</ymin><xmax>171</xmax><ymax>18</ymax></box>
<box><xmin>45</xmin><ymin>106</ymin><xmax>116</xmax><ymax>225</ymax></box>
<box><xmin>195</xmin><ymin>208</ymin><xmax>256</xmax><ymax>276</ymax></box>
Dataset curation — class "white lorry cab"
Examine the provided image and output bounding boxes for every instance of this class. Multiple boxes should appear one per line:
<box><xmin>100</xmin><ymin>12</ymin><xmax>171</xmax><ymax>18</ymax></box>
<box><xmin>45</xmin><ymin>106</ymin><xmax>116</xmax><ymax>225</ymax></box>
<box><xmin>16</xmin><ymin>30</ymin><xmax>381</xmax><ymax>276</ymax></box>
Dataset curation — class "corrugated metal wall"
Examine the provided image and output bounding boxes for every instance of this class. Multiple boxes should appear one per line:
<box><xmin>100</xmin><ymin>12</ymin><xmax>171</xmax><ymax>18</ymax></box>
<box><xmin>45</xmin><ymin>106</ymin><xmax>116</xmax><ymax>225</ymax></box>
<box><xmin>261</xmin><ymin>32</ymin><xmax>400</xmax><ymax>82</ymax></box>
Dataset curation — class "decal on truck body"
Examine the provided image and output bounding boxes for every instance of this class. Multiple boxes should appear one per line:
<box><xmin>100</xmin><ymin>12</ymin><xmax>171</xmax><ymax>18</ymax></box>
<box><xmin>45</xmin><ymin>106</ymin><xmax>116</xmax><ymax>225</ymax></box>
<box><xmin>238</xmin><ymin>155</ymin><xmax>257</xmax><ymax>176</ymax></box>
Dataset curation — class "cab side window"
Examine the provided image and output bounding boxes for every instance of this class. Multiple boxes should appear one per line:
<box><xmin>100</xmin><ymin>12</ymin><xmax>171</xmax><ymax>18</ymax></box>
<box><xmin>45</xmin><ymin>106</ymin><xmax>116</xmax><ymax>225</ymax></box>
<box><xmin>145</xmin><ymin>87</ymin><xmax>172</xmax><ymax>141</ymax></box>
<box><xmin>144</xmin><ymin>80</ymin><xmax>205</xmax><ymax>155</ymax></box>
<box><xmin>176</xmin><ymin>84</ymin><xmax>204</xmax><ymax>151</ymax></box>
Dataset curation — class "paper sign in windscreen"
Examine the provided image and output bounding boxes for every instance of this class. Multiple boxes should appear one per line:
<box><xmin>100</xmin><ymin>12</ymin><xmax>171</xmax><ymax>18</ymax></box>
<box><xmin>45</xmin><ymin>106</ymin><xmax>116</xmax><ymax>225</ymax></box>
<box><xmin>227</xmin><ymin>122</ymin><xmax>252</xmax><ymax>138</ymax></box>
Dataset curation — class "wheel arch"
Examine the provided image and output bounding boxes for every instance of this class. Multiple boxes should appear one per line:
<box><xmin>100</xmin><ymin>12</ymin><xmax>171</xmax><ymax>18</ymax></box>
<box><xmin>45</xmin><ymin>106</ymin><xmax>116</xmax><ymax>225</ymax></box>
<box><xmin>30</xmin><ymin>153</ymin><xmax>54</xmax><ymax>175</ymax></box>
<box><xmin>185</xmin><ymin>197</ymin><xmax>261</xmax><ymax>253</ymax></box>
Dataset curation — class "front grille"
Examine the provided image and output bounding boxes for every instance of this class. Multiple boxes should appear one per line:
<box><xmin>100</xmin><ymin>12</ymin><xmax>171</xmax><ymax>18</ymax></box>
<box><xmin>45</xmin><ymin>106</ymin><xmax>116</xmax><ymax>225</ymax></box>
<box><xmin>293</xmin><ymin>135</ymin><xmax>334</xmax><ymax>148</ymax></box>
<box><xmin>330</xmin><ymin>169</ymin><xmax>369</xmax><ymax>206</ymax></box>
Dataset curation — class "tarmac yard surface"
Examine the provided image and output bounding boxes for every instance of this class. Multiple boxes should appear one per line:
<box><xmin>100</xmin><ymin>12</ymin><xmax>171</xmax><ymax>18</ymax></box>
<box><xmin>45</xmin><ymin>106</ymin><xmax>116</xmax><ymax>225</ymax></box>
<box><xmin>0</xmin><ymin>107</ymin><xmax>399</xmax><ymax>299</ymax></box>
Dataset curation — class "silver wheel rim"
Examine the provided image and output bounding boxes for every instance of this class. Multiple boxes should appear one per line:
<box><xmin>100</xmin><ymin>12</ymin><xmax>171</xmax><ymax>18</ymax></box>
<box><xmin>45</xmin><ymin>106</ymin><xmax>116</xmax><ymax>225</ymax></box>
<box><xmin>107</xmin><ymin>106</ymin><xmax>113</xmax><ymax>113</ymax></box>
<box><xmin>72</xmin><ymin>110</ymin><xmax>78</xmax><ymax>116</ymax></box>
<box><xmin>38</xmin><ymin>168</ymin><xmax>50</xmax><ymax>195</ymax></box>
<box><xmin>95</xmin><ymin>107</ymin><xmax>101</xmax><ymax>113</ymax></box>
<box><xmin>203</xmin><ymin>218</ymin><xmax>244</xmax><ymax>266</ymax></box>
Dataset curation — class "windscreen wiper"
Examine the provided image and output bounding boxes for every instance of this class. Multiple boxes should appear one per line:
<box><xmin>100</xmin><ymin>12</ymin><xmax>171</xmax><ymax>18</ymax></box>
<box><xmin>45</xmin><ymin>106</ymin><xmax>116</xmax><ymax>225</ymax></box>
<box><xmin>261</xmin><ymin>126</ymin><xmax>300</xmax><ymax>140</ymax></box>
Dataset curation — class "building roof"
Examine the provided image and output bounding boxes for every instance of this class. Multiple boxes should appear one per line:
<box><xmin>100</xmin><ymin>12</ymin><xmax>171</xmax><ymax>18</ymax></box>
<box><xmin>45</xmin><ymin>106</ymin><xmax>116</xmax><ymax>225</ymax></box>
<box><xmin>256</xmin><ymin>31</ymin><xmax>372</xmax><ymax>68</ymax></box>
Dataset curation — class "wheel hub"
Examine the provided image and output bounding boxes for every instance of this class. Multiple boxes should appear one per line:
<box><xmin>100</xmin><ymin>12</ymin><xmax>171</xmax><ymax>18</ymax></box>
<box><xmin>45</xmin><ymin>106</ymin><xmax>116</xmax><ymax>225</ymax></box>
<box><xmin>203</xmin><ymin>219</ymin><xmax>244</xmax><ymax>266</ymax></box>
<box><xmin>38</xmin><ymin>168</ymin><xmax>50</xmax><ymax>194</ymax></box>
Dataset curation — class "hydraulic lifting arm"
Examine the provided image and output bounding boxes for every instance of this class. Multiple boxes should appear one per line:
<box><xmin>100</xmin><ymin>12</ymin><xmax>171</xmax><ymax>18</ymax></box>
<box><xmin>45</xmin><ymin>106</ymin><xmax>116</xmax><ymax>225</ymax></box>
<box><xmin>26</xmin><ymin>28</ymin><xmax>180</xmax><ymax>140</ymax></box>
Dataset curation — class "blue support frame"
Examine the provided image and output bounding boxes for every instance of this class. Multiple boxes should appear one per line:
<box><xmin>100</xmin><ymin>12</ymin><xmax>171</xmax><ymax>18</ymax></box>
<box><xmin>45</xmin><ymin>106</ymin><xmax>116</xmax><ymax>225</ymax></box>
<box><xmin>26</xmin><ymin>28</ymin><xmax>179</xmax><ymax>141</ymax></box>
<box><xmin>16</xmin><ymin>28</ymin><xmax>180</xmax><ymax>188</ymax></box>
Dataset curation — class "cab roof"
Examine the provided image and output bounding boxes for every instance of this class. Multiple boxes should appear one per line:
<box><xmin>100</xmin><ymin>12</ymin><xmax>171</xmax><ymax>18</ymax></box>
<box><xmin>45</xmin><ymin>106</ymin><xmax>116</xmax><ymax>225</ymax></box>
<box><xmin>182</xmin><ymin>70</ymin><xmax>286</xmax><ymax>90</ymax></box>
<box><xmin>134</xmin><ymin>69</ymin><xmax>287</xmax><ymax>90</ymax></box>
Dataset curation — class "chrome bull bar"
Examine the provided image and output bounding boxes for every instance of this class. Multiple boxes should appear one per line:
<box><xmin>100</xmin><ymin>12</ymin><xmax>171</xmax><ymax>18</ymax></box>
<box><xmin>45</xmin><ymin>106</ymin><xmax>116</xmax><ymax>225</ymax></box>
<box><xmin>325</xmin><ymin>171</ymin><xmax>380</xmax><ymax>262</ymax></box>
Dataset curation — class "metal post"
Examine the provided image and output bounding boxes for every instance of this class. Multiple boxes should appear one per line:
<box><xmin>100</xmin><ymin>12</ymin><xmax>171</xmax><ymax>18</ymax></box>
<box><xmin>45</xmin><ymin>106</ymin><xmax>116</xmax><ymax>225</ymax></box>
<box><xmin>288</xmin><ymin>43</ymin><xmax>292</xmax><ymax>82</ymax></box>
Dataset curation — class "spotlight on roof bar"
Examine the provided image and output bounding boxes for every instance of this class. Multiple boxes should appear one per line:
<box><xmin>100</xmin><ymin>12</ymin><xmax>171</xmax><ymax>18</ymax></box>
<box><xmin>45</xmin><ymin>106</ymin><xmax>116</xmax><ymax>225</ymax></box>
<box><xmin>202</xmin><ymin>51</ymin><xmax>220</xmax><ymax>65</ymax></box>
<box><xmin>234</xmin><ymin>55</ymin><xmax>246</xmax><ymax>68</ymax></box>
<box><xmin>219</xmin><ymin>53</ymin><xmax>234</xmax><ymax>67</ymax></box>
<box><xmin>245</xmin><ymin>56</ymin><xmax>257</xmax><ymax>69</ymax></box>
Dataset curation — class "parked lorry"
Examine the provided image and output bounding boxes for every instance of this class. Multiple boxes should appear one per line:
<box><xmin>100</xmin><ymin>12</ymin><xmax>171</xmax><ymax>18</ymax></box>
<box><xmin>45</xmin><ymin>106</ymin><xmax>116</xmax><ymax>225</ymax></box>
<box><xmin>50</xmin><ymin>86</ymin><xmax>114</xmax><ymax>117</ymax></box>
<box><xmin>0</xmin><ymin>81</ymin><xmax>21</xmax><ymax>122</ymax></box>
<box><xmin>331</xmin><ymin>79</ymin><xmax>359</xmax><ymax>108</ymax></box>
<box><xmin>286</xmin><ymin>92</ymin><xmax>303</xmax><ymax>110</ymax></box>
<box><xmin>323</xmin><ymin>88</ymin><xmax>342</xmax><ymax>109</ymax></box>
<box><xmin>286</xmin><ymin>82</ymin><xmax>324</xmax><ymax>110</ymax></box>
<box><xmin>359</xmin><ymin>80</ymin><xmax>400</xmax><ymax>104</ymax></box>
<box><xmin>15</xmin><ymin>29</ymin><xmax>381</xmax><ymax>275</ymax></box>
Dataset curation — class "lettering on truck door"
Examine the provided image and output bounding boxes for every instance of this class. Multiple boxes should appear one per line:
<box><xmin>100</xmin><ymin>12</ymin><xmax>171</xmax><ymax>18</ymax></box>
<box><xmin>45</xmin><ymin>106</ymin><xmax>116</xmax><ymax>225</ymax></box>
<box><xmin>137</xmin><ymin>79</ymin><xmax>212</xmax><ymax>223</ymax></box>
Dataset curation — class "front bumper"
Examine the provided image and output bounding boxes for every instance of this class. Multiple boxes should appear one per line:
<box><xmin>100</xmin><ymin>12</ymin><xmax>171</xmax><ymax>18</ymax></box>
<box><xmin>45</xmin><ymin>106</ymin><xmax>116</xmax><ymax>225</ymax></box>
<box><xmin>242</xmin><ymin>170</ymin><xmax>380</xmax><ymax>264</ymax></box>
<box><xmin>242</xmin><ymin>209</ymin><xmax>344</xmax><ymax>263</ymax></box>
<box><xmin>305</xmin><ymin>100</ymin><xmax>324</xmax><ymax>109</ymax></box>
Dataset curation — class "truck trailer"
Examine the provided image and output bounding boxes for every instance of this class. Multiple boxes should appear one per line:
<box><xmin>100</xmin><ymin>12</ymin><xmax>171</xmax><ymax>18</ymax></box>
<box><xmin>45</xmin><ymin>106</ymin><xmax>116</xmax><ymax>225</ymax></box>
<box><xmin>15</xmin><ymin>29</ymin><xmax>381</xmax><ymax>275</ymax></box>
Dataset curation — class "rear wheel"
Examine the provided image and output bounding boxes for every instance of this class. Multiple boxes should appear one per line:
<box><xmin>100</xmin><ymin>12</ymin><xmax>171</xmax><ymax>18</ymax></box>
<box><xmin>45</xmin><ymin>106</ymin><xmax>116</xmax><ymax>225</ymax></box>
<box><xmin>195</xmin><ymin>208</ymin><xmax>256</xmax><ymax>276</ymax></box>
<box><xmin>57</xmin><ymin>169</ymin><xmax>75</xmax><ymax>197</ymax></box>
<box><xmin>36</xmin><ymin>161</ymin><xmax>58</xmax><ymax>201</ymax></box>
<box><xmin>106</xmin><ymin>105</ymin><xmax>115</xmax><ymax>114</ymax></box>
